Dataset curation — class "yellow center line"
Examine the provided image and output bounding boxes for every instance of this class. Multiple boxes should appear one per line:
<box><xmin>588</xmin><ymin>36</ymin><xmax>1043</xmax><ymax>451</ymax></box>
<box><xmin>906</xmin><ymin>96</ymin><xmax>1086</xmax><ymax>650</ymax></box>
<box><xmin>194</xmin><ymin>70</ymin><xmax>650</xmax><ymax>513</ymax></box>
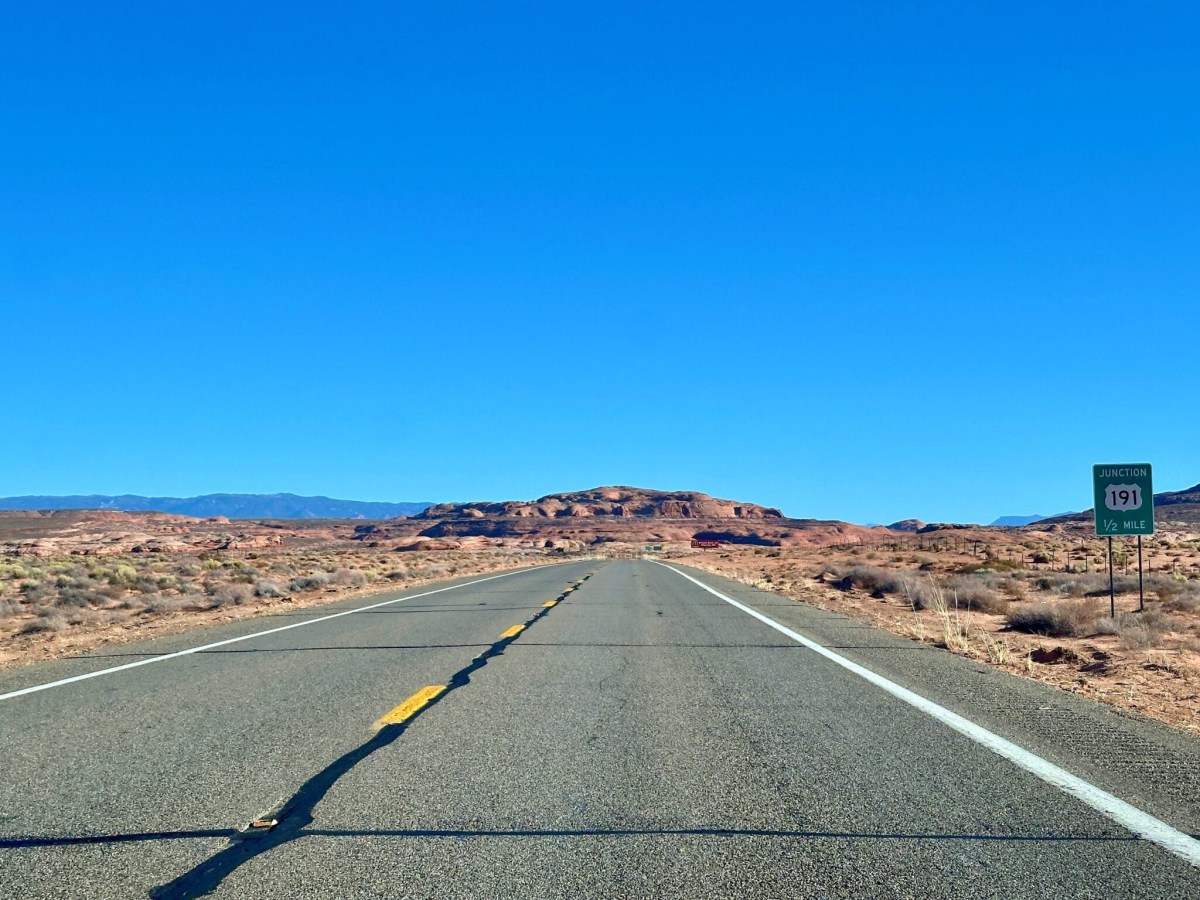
<box><xmin>373</xmin><ymin>685</ymin><xmax>445</xmax><ymax>731</ymax></box>
<box><xmin>371</xmin><ymin>593</ymin><xmax>571</xmax><ymax>733</ymax></box>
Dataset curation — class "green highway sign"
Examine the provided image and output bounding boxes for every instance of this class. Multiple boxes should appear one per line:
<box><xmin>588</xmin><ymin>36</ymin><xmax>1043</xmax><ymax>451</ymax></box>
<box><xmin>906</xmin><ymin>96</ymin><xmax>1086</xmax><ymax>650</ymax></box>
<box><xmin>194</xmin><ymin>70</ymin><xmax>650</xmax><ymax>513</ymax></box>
<box><xmin>1093</xmin><ymin>463</ymin><xmax>1154</xmax><ymax>536</ymax></box>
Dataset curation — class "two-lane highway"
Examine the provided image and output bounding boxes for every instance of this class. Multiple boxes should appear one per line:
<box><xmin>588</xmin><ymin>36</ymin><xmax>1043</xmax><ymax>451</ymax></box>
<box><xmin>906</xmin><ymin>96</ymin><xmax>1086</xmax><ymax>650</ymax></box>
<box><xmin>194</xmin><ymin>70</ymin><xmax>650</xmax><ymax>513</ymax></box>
<box><xmin>2</xmin><ymin>560</ymin><xmax>1199</xmax><ymax>898</ymax></box>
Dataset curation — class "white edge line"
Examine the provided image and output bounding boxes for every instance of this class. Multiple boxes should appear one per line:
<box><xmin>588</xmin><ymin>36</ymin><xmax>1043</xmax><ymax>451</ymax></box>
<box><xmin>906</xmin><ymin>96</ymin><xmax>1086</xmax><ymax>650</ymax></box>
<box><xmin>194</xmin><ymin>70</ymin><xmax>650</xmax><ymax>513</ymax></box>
<box><xmin>656</xmin><ymin>562</ymin><xmax>1200</xmax><ymax>870</ymax></box>
<box><xmin>0</xmin><ymin>566</ymin><xmax>550</xmax><ymax>703</ymax></box>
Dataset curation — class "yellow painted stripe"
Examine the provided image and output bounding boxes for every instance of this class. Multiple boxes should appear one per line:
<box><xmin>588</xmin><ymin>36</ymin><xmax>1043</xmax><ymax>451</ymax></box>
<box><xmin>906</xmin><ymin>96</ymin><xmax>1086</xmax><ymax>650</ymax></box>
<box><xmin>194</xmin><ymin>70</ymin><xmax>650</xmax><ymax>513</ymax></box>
<box><xmin>373</xmin><ymin>685</ymin><xmax>445</xmax><ymax>730</ymax></box>
<box><xmin>500</xmin><ymin>624</ymin><xmax>525</xmax><ymax>639</ymax></box>
<box><xmin>542</xmin><ymin>600</ymin><xmax>557</xmax><ymax>607</ymax></box>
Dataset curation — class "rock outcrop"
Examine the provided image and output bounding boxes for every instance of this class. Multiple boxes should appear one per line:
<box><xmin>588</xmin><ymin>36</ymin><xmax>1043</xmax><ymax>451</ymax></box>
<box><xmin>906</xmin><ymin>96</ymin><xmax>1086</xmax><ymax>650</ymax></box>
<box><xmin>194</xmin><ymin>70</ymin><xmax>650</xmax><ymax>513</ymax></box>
<box><xmin>356</xmin><ymin>486</ymin><xmax>884</xmax><ymax>550</ymax></box>
<box><xmin>416</xmin><ymin>487</ymin><xmax>785</xmax><ymax>522</ymax></box>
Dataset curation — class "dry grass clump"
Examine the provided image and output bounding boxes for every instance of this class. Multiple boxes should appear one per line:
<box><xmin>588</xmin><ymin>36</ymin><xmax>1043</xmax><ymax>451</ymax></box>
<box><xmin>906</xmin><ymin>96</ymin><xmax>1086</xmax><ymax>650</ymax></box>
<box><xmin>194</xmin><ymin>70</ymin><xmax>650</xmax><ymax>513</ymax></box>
<box><xmin>913</xmin><ymin>580</ymin><xmax>971</xmax><ymax>652</ymax></box>
<box><xmin>1164</xmin><ymin>592</ymin><xmax>1200</xmax><ymax>614</ymax></box>
<box><xmin>824</xmin><ymin>565</ymin><xmax>909</xmax><ymax>597</ymax></box>
<box><xmin>1093</xmin><ymin>609</ymin><xmax>1177</xmax><ymax>650</ymax></box>
<box><xmin>1155</xmin><ymin>580</ymin><xmax>1200</xmax><ymax>612</ymax></box>
<box><xmin>938</xmin><ymin>576</ymin><xmax>1006</xmax><ymax>614</ymax></box>
<box><xmin>970</xmin><ymin>555</ymin><xmax>1024</xmax><ymax>573</ymax></box>
<box><xmin>332</xmin><ymin>568</ymin><xmax>369</xmax><ymax>587</ymax></box>
<box><xmin>289</xmin><ymin>573</ymin><xmax>331</xmax><ymax>592</ymax></box>
<box><xmin>18</xmin><ymin>610</ymin><xmax>68</xmax><ymax>635</ymax></box>
<box><xmin>143</xmin><ymin>593</ymin><xmax>188</xmax><ymax>615</ymax></box>
<box><xmin>827</xmin><ymin>565</ymin><xmax>1010</xmax><ymax>615</ymax></box>
<box><xmin>207</xmin><ymin>584</ymin><xmax>252</xmax><ymax>607</ymax></box>
<box><xmin>1006</xmin><ymin>599</ymin><xmax>1102</xmax><ymax>638</ymax></box>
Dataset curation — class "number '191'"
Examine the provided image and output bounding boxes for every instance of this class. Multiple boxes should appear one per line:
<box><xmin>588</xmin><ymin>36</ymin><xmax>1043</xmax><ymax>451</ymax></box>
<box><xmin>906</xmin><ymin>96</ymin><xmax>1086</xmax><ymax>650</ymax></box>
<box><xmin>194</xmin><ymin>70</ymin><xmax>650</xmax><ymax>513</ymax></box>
<box><xmin>1108</xmin><ymin>487</ymin><xmax>1139</xmax><ymax>508</ymax></box>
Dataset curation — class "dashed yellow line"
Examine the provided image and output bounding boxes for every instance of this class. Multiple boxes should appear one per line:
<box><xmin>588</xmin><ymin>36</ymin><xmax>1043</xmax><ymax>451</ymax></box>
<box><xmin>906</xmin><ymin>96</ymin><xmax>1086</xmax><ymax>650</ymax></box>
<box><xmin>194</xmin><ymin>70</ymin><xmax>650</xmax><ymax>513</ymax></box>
<box><xmin>373</xmin><ymin>685</ymin><xmax>445</xmax><ymax>730</ymax></box>
<box><xmin>371</xmin><ymin>596</ymin><xmax>567</xmax><ymax>733</ymax></box>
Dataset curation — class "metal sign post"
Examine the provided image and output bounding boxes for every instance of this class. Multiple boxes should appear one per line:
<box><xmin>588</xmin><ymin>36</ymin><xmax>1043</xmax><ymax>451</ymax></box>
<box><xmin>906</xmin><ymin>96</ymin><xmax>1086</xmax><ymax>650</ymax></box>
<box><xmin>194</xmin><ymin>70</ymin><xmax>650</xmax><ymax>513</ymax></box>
<box><xmin>1107</xmin><ymin>536</ymin><xmax>1115</xmax><ymax>619</ymax></box>
<box><xmin>1137</xmin><ymin>536</ymin><xmax>1145</xmax><ymax>612</ymax></box>
<box><xmin>1092</xmin><ymin>464</ymin><xmax>1154</xmax><ymax>618</ymax></box>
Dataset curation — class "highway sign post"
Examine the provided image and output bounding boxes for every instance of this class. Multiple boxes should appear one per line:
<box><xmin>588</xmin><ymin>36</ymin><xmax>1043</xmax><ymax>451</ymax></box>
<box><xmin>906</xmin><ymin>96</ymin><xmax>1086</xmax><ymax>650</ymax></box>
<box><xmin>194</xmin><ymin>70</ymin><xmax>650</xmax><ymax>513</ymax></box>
<box><xmin>1092</xmin><ymin>464</ymin><xmax>1154</xmax><ymax>615</ymax></box>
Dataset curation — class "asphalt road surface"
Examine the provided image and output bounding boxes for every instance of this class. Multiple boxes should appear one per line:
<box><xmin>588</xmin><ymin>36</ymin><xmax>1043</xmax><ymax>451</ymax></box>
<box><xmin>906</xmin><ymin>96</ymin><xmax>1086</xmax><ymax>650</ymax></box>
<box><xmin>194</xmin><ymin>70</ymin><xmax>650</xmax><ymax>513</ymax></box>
<box><xmin>2</xmin><ymin>559</ymin><xmax>1200</xmax><ymax>899</ymax></box>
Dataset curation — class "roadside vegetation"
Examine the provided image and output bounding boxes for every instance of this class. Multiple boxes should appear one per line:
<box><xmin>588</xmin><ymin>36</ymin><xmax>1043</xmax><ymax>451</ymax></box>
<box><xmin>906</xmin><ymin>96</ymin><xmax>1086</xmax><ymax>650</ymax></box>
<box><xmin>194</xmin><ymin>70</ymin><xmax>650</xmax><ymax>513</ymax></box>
<box><xmin>0</xmin><ymin>547</ymin><xmax>551</xmax><ymax>667</ymax></box>
<box><xmin>816</xmin><ymin>563</ymin><xmax>1200</xmax><ymax>647</ymax></box>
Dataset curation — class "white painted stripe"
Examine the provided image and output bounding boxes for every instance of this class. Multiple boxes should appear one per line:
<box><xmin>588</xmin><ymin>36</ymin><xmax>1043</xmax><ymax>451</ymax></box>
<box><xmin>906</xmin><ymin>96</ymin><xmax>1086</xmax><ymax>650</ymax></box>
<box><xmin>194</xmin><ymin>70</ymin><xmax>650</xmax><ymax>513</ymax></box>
<box><xmin>657</xmin><ymin>563</ymin><xmax>1200</xmax><ymax>870</ymax></box>
<box><xmin>0</xmin><ymin>567</ymin><xmax>545</xmax><ymax>703</ymax></box>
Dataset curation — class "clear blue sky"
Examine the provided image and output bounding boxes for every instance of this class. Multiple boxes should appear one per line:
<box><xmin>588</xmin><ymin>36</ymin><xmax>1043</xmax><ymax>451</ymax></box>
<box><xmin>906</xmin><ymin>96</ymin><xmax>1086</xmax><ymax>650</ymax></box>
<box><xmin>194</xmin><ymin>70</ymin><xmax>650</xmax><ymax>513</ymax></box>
<box><xmin>3</xmin><ymin>2</ymin><xmax>1197</xmax><ymax>524</ymax></box>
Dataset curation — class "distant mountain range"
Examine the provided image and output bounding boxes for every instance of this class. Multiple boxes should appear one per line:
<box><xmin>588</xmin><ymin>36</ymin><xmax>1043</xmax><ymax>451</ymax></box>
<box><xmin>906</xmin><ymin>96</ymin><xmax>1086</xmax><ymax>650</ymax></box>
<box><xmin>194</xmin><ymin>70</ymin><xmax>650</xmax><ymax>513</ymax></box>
<box><xmin>1039</xmin><ymin>483</ymin><xmax>1200</xmax><ymax>529</ymax></box>
<box><xmin>0</xmin><ymin>494</ymin><xmax>433</xmax><ymax>520</ymax></box>
<box><xmin>993</xmin><ymin>484</ymin><xmax>1200</xmax><ymax>529</ymax></box>
<box><xmin>989</xmin><ymin>514</ymin><xmax>1051</xmax><ymax>527</ymax></box>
